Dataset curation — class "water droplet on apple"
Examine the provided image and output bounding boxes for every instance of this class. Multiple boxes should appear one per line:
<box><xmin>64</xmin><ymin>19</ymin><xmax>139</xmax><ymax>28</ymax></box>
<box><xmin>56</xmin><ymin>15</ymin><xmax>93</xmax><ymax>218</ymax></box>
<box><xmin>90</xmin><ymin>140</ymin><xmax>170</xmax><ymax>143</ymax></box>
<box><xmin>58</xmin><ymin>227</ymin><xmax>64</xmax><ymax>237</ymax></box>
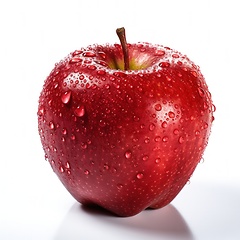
<box><xmin>49</xmin><ymin>121</ymin><xmax>55</xmax><ymax>130</ymax></box>
<box><xmin>154</xmin><ymin>104</ymin><xmax>162</xmax><ymax>111</ymax></box>
<box><xmin>198</xmin><ymin>87</ymin><xmax>205</xmax><ymax>97</ymax></box>
<box><xmin>212</xmin><ymin>104</ymin><xmax>216</xmax><ymax>112</ymax></box>
<box><xmin>162</xmin><ymin>136</ymin><xmax>169</xmax><ymax>142</ymax></box>
<box><xmin>125</xmin><ymin>150</ymin><xmax>132</xmax><ymax>159</ymax></box>
<box><xmin>190</xmin><ymin>71</ymin><xmax>198</xmax><ymax>77</ymax></box>
<box><xmin>62</xmin><ymin>128</ymin><xmax>67</xmax><ymax>135</ymax></box>
<box><xmin>71</xmin><ymin>134</ymin><xmax>76</xmax><ymax>140</ymax></box>
<box><xmin>168</xmin><ymin>111</ymin><xmax>175</xmax><ymax>118</ymax></box>
<box><xmin>144</xmin><ymin>138</ymin><xmax>150</xmax><ymax>144</ymax></box>
<box><xmin>172</xmin><ymin>53</ymin><xmax>179</xmax><ymax>58</ymax></box>
<box><xmin>87</xmin><ymin>65</ymin><xmax>97</xmax><ymax>70</ymax></box>
<box><xmin>203</xmin><ymin>122</ymin><xmax>208</xmax><ymax>129</ymax></box>
<box><xmin>199</xmin><ymin>157</ymin><xmax>205</xmax><ymax>164</ymax></box>
<box><xmin>81</xmin><ymin>142</ymin><xmax>88</xmax><ymax>149</ymax></box>
<box><xmin>149</xmin><ymin>123</ymin><xmax>155</xmax><ymax>131</ymax></box>
<box><xmin>83</xmin><ymin>51</ymin><xmax>96</xmax><ymax>57</ymax></box>
<box><xmin>161</xmin><ymin>121</ymin><xmax>168</xmax><ymax>128</ymax></box>
<box><xmin>61</xmin><ymin>136</ymin><xmax>65</xmax><ymax>142</ymax></box>
<box><xmin>142</xmin><ymin>155</ymin><xmax>149</xmax><ymax>161</ymax></box>
<box><xmin>59</xmin><ymin>166</ymin><xmax>64</xmax><ymax>173</ymax></box>
<box><xmin>159</xmin><ymin>62</ymin><xmax>170</xmax><ymax>68</ymax></box>
<box><xmin>104</xmin><ymin>164</ymin><xmax>109</xmax><ymax>170</ymax></box>
<box><xmin>44</xmin><ymin>154</ymin><xmax>48</xmax><ymax>161</ymax></box>
<box><xmin>38</xmin><ymin>106</ymin><xmax>45</xmax><ymax>117</ymax></box>
<box><xmin>178</xmin><ymin>136</ymin><xmax>184</xmax><ymax>144</ymax></box>
<box><xmin>66</xmin><ymin>162</ymin><xmax>70</xmax><ymax>169</ymax></box>
<box><xmin>84</xmin><ymin>169</ymin><xmax>90</xmax><ymax>175</ymax></box>
<box><xmin>72</xmin><ymin>50</ymin><xmax>83</xmax><ymax>56</ymax></box>
<box><xmin>166</xmin><ymin>76</ymin><xmax>172</xmax><ymax>81</ymax></box>
<box><xmin>70</xmin><ymin>57</ymin><xmax>82</xmax><ymax>64</ymax></box>
<box><xmin>97</xmin><ymin>69</ymin><xmax>106</xmax><ymax>75</ymax></box>
<box><xmin>155</xmin><ymin>158</ymin><xmax>161</xmax><ymax>164</ymax></box>
<box><xmin>195</xmin><ymin>130</ymin><xmax>200</xmax><ymax>136</ymax></box>
<box><xmin>136</xmin><ymin>173</ymin><xmax>144</xmax><ymax>179</ymax></box>
<box><xmin>154</xmin><ymin>136</ymin><xmax>161</xmax><ymax>142</ymax></box>
<box><xmin>74</xmin><ymin>105</ymin><xmax>85</xmax><ymax>117</ymax></box>
<box><xmin>173</xmin><ymin>129</ymin><xmax>179</xmax><ymax>135</ymax></box>
<box><xmin>155</xmin><ymin>49</ymin><xmax>165</xmax><ymax>56</ymax></box>
<box><xmin>98</xmin><ymin>51</ymin><xmax>106</xmax><ymax>59</ymax></box>
<box><xmin>117</xmin><ymin>183</ymin><xmax>123</xmax><ymax>190</ymax></box>
<box><xmin>61</xmin><ymin>91</ymin><xmax>72</xmax><ymax>104</ymax></box>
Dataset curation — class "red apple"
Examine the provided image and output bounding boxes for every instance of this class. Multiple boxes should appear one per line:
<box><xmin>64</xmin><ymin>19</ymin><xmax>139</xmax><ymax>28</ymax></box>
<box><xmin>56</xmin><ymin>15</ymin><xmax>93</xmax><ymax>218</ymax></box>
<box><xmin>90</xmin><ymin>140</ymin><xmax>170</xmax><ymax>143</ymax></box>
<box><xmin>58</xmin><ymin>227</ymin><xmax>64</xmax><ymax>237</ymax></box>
<box><xmin>38</xmin><ymin>28</ymin><xmax>215</xmax><ymax>217</ymax></box>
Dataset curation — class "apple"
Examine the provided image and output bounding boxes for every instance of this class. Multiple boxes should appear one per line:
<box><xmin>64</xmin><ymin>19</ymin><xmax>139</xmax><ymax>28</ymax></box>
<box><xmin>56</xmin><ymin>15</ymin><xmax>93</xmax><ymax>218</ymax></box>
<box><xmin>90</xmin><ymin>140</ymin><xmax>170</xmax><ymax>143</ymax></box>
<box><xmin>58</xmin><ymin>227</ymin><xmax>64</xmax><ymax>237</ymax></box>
<box><xmin>38</xmin><ymin>28</ymin><xmax>215</xmax><ymax>217</ymax></box>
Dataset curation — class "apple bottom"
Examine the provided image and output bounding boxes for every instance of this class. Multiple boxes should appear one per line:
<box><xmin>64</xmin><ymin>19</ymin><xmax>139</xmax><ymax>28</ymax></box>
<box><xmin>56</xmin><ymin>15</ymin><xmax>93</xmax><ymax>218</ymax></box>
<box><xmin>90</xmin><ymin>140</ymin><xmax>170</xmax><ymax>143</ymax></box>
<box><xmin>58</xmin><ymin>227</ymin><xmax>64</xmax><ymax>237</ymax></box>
<box><xmin>55</xmin><ymin>161</ymin><xmax>196</xmax><ymax>217</ymax></box>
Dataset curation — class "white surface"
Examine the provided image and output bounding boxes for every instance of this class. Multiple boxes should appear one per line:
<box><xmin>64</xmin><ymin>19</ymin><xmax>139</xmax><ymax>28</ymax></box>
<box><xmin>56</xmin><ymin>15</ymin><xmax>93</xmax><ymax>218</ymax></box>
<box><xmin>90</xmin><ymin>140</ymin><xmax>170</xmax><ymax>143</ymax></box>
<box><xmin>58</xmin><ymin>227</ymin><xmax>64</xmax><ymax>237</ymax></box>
<box><xmin>1</xmin><ymin>0</ymin><xmax>240</xmax><ymax>239</ymax></box>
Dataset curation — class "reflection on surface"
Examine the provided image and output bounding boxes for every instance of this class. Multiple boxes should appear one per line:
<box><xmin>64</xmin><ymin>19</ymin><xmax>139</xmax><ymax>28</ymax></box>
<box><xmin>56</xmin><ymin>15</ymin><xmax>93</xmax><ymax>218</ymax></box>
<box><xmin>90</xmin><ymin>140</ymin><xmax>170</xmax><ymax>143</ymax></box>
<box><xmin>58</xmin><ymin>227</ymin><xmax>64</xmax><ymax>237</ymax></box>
<box><xmin>54</xmin><ymin>203</ymin><xmax>194</xmax><ymax>240</ymax></box>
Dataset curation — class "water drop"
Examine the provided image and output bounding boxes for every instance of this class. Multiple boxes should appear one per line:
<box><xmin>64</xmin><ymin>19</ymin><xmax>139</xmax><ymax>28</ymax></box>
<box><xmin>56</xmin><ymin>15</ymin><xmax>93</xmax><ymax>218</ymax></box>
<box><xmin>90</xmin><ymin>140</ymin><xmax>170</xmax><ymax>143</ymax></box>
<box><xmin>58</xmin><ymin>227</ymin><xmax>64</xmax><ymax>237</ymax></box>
<box><xmin>154</xmin><ymin>136</ymin><xmax>161</xmax><ymax>142</ymax></box>
<box><xmin>212</xmin><ymin>104</ymin><xmax>216</xmax><ymax>112</ymax></box>
<box><xmin>87</xmin><ymin>65</ymin><xmax>97</xmax><ymax>70</ymax></box>
<box><xmin>124</xmin><ymin>150</ymin><xmax>132</xmax><ymax>159</ymax></box>
<box><xmin>62</xmin><ymin>128</ymin><xmax>67</xmax><ymax>135</ymax></box>
<box><xmin>59</xmin><ymin>166</ymin><xmax>64</xmax><ymax>173</ymax></box>
<box><xmin>61</xmin><ymin>91</ymin><xmax>72</xmax><ymax>104</ymax></box>
<box><xmin>155</xmin><ymin>49</ymin><xmax>165</xmax><ymax>56</ymax></box>
<box><xmin>142</xmin><ymin>155</ymin><xmax>149</xmax><ymax>161</ymax></box>
<box><xmin>97</xmin><ymin>69</ymin><xmax>106</xmax><ymax>75</ymax></box>
<box><xmin>95</xmin><ymin>51</ymin><xmax>105</xmax><ymax>59</ymax></box>
<box><xmin>48</xmin><ymin>99</ymin><xmax>52</xmax><ymax>106</ymax></box>
<box><xmin>159</xmin><ymin>62</ymin><xmax>170</xmax><ymax>68</ymax></box>
<box><xmin>72</xmin><ymin>50</ymin><xmax>83</xmax><ymax>56</ymax></box>
<box><xmin>104</xmin><ymin>164</ymin><xmax>109</xmax><ymax>170</ymax></box>
<box><xmin>66</xmin><ymin>162</ymin><xmax>70</xmax><ymax>169</ymax></box>
<box><xmin>161</xmin><ymin>121</ymin><xmax>168</xmax><ymax>128</ymax></box>
<box><xmin>38</xmin><ymin>106</ymin><xmax>45</xmax><ymax>117</ymax></box>
<box><xmin>84</xmin><ymin>169</ymin><xmax>90</xmax><ymax>175</ymax></box>
<box><xmin>144</xmin><ymin>138</ymin><xmax>150</xmax><ymax>144</ymax></box>
<box><xmin>168</xmin><ymin>111</ymin><xmax>175</xmax><ymax>118</ymax></box>
<box><xmin>83</xmin><ymin>51</ymin><xmax>96</xmax><ymax>57</ymax></box>
<box><xmin>166</xmin><ymin>76</ymin><xmax>172</xmax><ymax>81</ymax></box>
<box><xmin>71</xmin><ymin>134</ymin><xmax>76</xmax><ymax>140</ymax></box>
<box><xmin>162</xmin><ymin>136</ymin><xmax>169</xmax><ymax>142</ymax></box>
<box><xmin>136</xmin><ymin>173</ymin><xmax>144</xmax><ymax>179</ymax></box>
<box><xmin>149</xmin><ymin>123</ymin><xmax>155</xmax><ymax>131</ymax></box>
<box><xmin>203</xmin><ymin>122</ymin><xmax>208</xmax><ymax>129</ymax></box>
<box><xmin>173</xmin><ymin>129</ymin><xmax>179</xmax><ymax>135</ymax></box>
<box><xmin>49</xmin><ymin>121</ymin><xmax>55</xmax><ymax>130</ymax></box>
<box><xmin>70</xmin><ymin>57</ymin><xmax>82</xmax><ymax>64</ymax></box>
<box><xmin>178</xmin><ymin>136</ymin><xmax>184</xmax><ymax>144</ymax></box>
<box><xmin>81</xmin><ymin>142</ymin><xmax>88</xmax><ymax>149</ymax></box>
<box><xmin>190</xmin><ymin>71</ymin><xmax>198</xmax><ymax>77</ymax></box>
<box><xmin>172</xmin><ymin>53</ymin><xmax>179</xmax><ymax>58</ymax></box>
<box><xmin>198</xmin><ymin>87</ymin><xmax>205</xmax><ymax>97</ymax></box>
<box><xmin>155</xmin><ymin>158</ymin><xmax>161</xmax><ymax>164</ymax></box>
<box><xmin>195</xmin><ymin>130</ymin><xmax>200</xmax><ymax>136</ymax></box>
<box><xmin>117</xmin><ymin>183</ymin><xmax>123</xmax><ymax>190</ymax></box>
<box><xmin>154</xmin><ymin>103</ymin><xmax>162</xmax><ymax>111</ymax></box>
<box><xmin>74</xmin><ymin>105</ymin><xmax>85</xmax><ymax>117</ymax></box>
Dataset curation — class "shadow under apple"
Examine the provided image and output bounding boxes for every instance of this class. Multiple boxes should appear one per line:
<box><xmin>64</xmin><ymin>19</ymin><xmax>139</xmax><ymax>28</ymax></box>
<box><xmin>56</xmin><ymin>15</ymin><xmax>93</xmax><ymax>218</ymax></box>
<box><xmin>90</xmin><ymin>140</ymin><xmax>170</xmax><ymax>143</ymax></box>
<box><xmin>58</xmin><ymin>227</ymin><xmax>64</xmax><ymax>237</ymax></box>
<box><xmin>54</xmin><ymin>203</ymin><xmax>194</xmax><ymax>240</ymax></box>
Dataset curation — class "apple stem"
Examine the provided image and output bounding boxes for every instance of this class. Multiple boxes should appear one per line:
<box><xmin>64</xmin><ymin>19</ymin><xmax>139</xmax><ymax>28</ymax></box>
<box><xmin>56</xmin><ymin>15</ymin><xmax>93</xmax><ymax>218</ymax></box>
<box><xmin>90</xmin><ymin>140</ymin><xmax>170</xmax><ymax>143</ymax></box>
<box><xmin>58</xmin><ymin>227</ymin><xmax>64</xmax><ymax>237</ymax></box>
<box><xmin>116</xmin><ymin>27</ymin><xmax>130</xmax><ymax>70</ymax></box>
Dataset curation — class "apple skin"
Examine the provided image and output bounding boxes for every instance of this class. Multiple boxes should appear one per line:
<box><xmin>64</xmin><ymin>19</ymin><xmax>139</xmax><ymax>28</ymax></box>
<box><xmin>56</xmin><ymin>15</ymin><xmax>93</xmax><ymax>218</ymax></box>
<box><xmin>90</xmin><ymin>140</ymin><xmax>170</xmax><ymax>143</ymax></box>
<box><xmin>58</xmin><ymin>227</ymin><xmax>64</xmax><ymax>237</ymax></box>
<box><xmin>38</xmin><ymin>43</ymin><xmax>214</xmax><ymax>217</ymax></box>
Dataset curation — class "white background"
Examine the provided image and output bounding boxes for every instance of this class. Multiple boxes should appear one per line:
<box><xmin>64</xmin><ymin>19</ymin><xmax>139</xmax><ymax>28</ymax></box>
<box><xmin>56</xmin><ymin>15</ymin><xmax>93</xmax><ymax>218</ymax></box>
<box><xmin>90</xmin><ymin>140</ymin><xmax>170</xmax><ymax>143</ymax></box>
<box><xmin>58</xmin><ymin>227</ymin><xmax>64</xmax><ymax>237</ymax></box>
<box><xmin>0</xmin><ymin>0</ymin><xmax>239</xmax><ymax>239</ymax></box>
